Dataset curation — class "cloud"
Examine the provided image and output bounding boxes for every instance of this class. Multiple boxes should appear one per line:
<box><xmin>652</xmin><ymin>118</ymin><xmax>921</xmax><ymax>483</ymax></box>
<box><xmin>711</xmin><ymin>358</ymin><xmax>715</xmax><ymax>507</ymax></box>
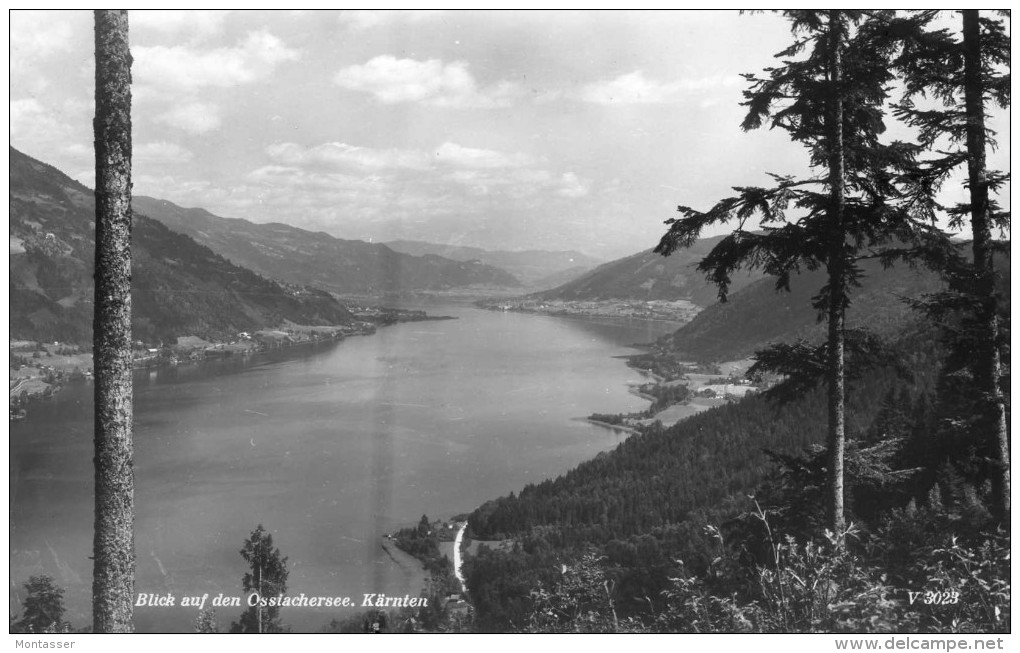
<box><xmin>134</xmin><ymin>30</ymin><xmax>300</xmax><ymax>135</ymax></box>
<box><xmin>156</xmin><ymin>102</ymin><xmax>222</xmax><ymax>134</ymax></box>
<box><xmin>266</xmin><ymin>142</ymin><xmax>431</xmax><ymax>171</ymax></box>
<box><xmin>338</xmin><ymin>9</ymin><xmax>444</xmax><ymax>31</ymax></box>
<box><xmin>579</xmin><ymin>70</ymin><xmax>740</xmax><ymax>105</ymax></box>
<box><xmin>9</xmin><ymin>11</ymin><xmax>78</xmax><ymax>58</ymax></box>
<box><xmin>204</xmin><ymin>139</ymin><xmax>594</xmax><ymax>236</ymax></box>
<box><xmin>134</xmin><ymin>30</ymin><xmax>301</xmax><ymax>92</ymax></box>
<box><xmin>557</xmin><ymin>172</ymin><xmax>591</xmax><ymax>198</ymax></box>
<box><xmin>10</xmin><ymin>98</ymin><xmax>92</xmax><ymax>172</ymax></box>
<box><xmin>131</xmin><ymin>10</ymin><xmax>232</xmax><ymax>40</ymax></box>
<box><xmin>434</xmin><ymin>143</ymin><xmax>535</xmax><ymax>169</ymax></box>
<box><xmin>9</xmin><ymin>11</ymin><xmax>90</xmax><ymax>93</ymax></box>
<box><xmin>266</xmin><ymin>141</ymin><xmax>536</xmax><ymax>173</ymax></box>
<box><xmin>134</xmin><ymin>141</ymin><xmax>195</xmax><ymax>165</ymax></box>
<box><xmin>133</xmin><ymin>174</ymin><xmax>215</xmax><ymax>204</ymax></box>
<box><xmin>10</xmin><ymin>99</ymin><xmax>51</xmax><ymax>135</ymax></box>
<box><xmin>334</xmin><ymin>56</ymin><xmax>520</xmax><ymax>109</ymax></box>
<box><xmin>440</xmin><ymin>168</ymin><xmax>590</xmax><ymax>201</ymax></box>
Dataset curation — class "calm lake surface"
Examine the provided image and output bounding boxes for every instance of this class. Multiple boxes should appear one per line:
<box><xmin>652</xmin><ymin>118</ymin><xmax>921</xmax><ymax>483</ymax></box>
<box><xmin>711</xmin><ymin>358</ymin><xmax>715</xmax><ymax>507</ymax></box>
<box><xmin>9</xmin><ymin>302</ymin><xmax>678</xmax><ymax>632</ymax></box>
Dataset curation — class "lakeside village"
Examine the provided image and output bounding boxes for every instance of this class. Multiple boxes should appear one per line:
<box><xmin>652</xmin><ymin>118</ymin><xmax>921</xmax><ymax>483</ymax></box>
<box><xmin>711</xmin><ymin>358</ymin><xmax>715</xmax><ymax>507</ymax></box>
<box><xmin>589</xmin><ymin>350</ymin><xmax>761</xmax><ymax>432</ymax></box>
<box><xmin>475</xmin><ymin>295</ymin><xmax>767</xmax><ymax>428</ymax></box>
<box><xmin>477</xmin><ymin>296</ymin><xmax>764</xmax><ymax>430</ymax></box>
<box><xmin>480</xmin><ymin>297</ymin><xmax>700</xmax><ymax>323</ymax></box>
<box><xmin>9</xmin><ymin>304</ymin><xmax>445</xmax><ymax>422</ymax></box>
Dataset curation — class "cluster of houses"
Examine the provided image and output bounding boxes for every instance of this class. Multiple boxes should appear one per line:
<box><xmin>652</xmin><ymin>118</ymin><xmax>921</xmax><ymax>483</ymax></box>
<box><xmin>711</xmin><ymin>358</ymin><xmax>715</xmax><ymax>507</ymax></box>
<box><xmin>129</xmin><ymin>323</ymin><xmax>378</xmax><ymax>368</ymax></box>
<box><xmin>490</xmin><ymin>298</ymin><xmax>700</xmax><ymax>323</ymax></box>
<box><xmin>697</xmin><ymin>382</ymin><xmax>757</xmax><ymax>399</ymax></box>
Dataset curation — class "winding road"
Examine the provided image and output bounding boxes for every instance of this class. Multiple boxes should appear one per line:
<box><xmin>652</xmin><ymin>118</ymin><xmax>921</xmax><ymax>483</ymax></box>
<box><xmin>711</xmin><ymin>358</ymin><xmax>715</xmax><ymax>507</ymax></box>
<box><xmin>452</xmin><ymin>521</ymin><xmax>467</xmax><ymax>593</ymax></box>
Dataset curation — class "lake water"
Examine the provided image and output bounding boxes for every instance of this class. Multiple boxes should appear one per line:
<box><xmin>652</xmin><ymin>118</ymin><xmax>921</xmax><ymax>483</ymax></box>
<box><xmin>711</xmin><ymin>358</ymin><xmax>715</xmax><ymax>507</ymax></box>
<box><xmin>9</xmin><ymin>303</ymin><xmax>678</xmax><ymax>632</ymax></box>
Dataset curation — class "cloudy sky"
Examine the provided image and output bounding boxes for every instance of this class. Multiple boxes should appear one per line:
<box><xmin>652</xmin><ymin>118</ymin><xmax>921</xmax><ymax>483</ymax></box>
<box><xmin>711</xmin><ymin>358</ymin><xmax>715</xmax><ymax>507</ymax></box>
<box><xmin>10</xmin><ymin>10</ymin><xmax>1009</xmax><ymax>259</ymax></box>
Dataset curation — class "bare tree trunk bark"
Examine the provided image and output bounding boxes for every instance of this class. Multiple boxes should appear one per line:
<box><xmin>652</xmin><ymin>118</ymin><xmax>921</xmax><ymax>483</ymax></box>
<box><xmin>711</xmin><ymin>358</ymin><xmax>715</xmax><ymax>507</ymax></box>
<box><xmin>826</xmin><ymin>10</ymin><xmax>847</xmax><ymax>545</ymax></box>
<box><xmin>93</xmin><ymin>9</ymin><xmax>135</xmax><ymax>633</ymax></box>
<box><xmin>962</xmin><ymin>9</ymin><xmax>1010</xmax><ymax>524</ymax></box>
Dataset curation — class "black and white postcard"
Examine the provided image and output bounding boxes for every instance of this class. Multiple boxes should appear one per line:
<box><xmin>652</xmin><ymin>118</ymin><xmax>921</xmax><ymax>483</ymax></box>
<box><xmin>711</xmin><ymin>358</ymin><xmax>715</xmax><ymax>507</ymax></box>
<box><xmin>8</xmin><ymin>9</ymin><xmax>1011</xmax><ymax>648</ymax></box>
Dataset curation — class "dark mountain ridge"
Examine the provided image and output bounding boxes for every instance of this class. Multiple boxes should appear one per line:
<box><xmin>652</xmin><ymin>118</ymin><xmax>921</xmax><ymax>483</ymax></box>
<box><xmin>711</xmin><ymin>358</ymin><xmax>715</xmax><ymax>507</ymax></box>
<box><xmin>9</xmin><ymin>147</ymin><xmax>354</xmax><ymax>345</ymax></box>
<box><xmin>132</xmin><ymin>198</ymin><xmax>522</xmax><ymax>295</ymax></box>
<box><xmin>529</xmin><ymin>239</ymin><xmax>765</xmax><ymax>307</ymax></box>
<box><xmin>662</xmin><ymin>252</ymin><xmax>1009</xmax><ymax>363</ymax></box>
<box><xmin>385</xmin><ymin>239</ymin><xmax>603</xmax><ymax>288</ymax></box>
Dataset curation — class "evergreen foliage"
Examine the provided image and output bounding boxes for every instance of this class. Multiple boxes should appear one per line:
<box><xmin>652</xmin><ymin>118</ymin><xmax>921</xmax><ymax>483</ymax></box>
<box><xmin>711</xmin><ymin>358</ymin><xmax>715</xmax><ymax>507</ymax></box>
<box><xmin>886</xmin><ymin>9</ymin><xmax>1011</xmax><ymax>521</ymax></box>
<box><xmin>455</xmin><ymin>12</ymin><xmax>1009</xmax><ymax>633</ymax></box>
<box><xmin>12</xmin><ymin>576</ymin><xmax>68</xmax><ymax>633</ymax></box>
<box><xmin>194</xmin><ymin>609</ymin><xmax>219</xmax><ymax>634</ymax></box>
<box><xmin>654</xmin><ymin>10</ymin><xmax>948</xmax><ymax>542</ymax></box>
<box><xmin>463</xmin><ymin>341</ymin><xmax>938</xmax><ymax>628</ymax></box>
<box><xmin>231</xmin><ymin>524</ymin><xmax>290</xmax><ymax>634</ymax></box>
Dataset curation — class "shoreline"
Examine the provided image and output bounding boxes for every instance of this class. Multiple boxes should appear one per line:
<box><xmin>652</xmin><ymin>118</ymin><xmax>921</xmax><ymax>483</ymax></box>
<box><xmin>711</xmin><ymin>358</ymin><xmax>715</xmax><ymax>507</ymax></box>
<box><xmin>379</xmin><ymin>538</ymin><xmax>430</xmax><ymax>595</ymax></box>
<box><xmin>379</xmin><ymin>517</ymin><xmax>470</xmax><ymax>623</ymax></box>
<box><xmin>582</xmin><ymin>417</ymin><xmax>642</xmax><ymax>435</ymax></box>
<box><xmin>10</xmin><ymin>310</ymin><xmax>455</xmax><ymax>424</ymax></box>
<box><xmin>481</xmin><ymin>303</ymin><xmax>691</xmax><ymax>327</ymax></box>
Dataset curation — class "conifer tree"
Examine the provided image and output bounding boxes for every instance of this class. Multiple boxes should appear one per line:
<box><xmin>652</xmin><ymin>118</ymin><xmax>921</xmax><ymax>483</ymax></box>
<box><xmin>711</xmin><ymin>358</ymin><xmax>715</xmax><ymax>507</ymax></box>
<box><xmin>232</xmin><ymin>525</ymin><xmax>289</xmax><ymax>633</ymax></box>
<box><xmin>655</xmin><ymin>11</ymin><xmax>933</xmax><ymax>543</ymax></box>
<box><xmin>14</xmin><ymin>576</ymin><xmax>67</xmax><ymax>633</ymax></box>
<box><xmin>890</xmin><ymin>9</ymin><xmax>1010</xmax><ymax>522</ymax></box>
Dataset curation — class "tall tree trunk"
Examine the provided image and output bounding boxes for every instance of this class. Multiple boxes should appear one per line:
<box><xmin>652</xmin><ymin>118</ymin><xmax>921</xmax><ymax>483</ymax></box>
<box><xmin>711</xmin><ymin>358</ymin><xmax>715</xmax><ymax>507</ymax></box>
<box><xmin>93</xmin><ymin>9</ymin><xmax>135</xmax><ymax>633</ymax></box>
<box><xmin>962</xmin><ymin>9</ymin><xmax>1010</xmax><ymax>524</ymax></box>
<box><xmin>826</xmin><ymin>10</ymin><xmax>847</xmax><ymax>544</ymax></box>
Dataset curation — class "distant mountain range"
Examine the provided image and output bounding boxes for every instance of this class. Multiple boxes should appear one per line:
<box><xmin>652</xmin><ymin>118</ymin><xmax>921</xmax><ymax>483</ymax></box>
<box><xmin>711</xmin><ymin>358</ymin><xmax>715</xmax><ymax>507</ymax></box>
<box><xmin>515</xmin><ymin>226</ymin><xmax>999</xmax><ymax>365</ymax></box>
<box><xmin>15</xmin><ymin>144</ymin><xmax>977</xmax><ymax>363</ymax></box>
<box><xmin>10</xmin><ymin>147</ymin><xmax>353</xmax><ymax>345</ymax></box>
<box><xmin>385</xmin><ymin>240</ymin><xmax>603</xmax><ymax>288</ymax></box>
<box><xmin>529</xmin><ymin>239</ymin><xmax>765</xmax><ymax>306</ymax></box>
<box><xmin>133</xmin><ymin>198</ymin><xmax>522</xmax><ymax>295</ymax></box>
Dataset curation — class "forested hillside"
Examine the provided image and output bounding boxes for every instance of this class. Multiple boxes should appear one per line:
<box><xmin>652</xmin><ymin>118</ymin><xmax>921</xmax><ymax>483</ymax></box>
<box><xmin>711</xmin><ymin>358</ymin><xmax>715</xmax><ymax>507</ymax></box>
<box><xmin>133</xmin><ymin>197</ymin><xmax>522</xmax><ymax>295</ymax></box>
<box><xmin>455</xmin><ymin>9</ymin><xmax>1011</xmax><ymax>635</ymax></box>
<box><xmin>658</xmin><ymin>260</ymin><xmax>942</xmax><ymax>363</ymax></box>
<box><xmin>463</xmin><ymin>327</ymin><xmax>940</xmax><ymax>626</ymax></box>
<box><xmin>656</xmin><ymin>253</ymin><xmax>1009</xmax><ymax>364</ymax></box>
<box><xmin>530</xmin><ymin>240</ymin><xmax>764</xmax><ymax>307</ymax></box>
<box><xmin>10</xmin><ymin>147</ymin><xmax>354</xmax><ymax>345</ymax></box>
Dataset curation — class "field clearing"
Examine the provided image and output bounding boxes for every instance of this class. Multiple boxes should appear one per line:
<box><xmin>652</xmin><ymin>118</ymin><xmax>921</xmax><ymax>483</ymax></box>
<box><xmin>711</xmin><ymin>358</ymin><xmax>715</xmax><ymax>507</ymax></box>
<box><xmin>203</xmin><ymin>342</ymin><xmax>259</xmax><ymax>356</ymax></box>
<box><xmin>703</xmin><ymin>384</ymin><xmax>755</xmax><ymax>397</ymax></box>
<box><xmin>462</xmin><ymin>539</ymin><xmax>512</xmax><ymax>557</ymax></box>
<box><xmin>10</xmin><ymin>377</ymin><xmax>51</xmax><ymax>399</ymax></box>
<box><xmin>175</xmin><ymin>336</ymin><xmax>213</xmax><ymax>349</ymax></box>
<box><xmin>39</xmin><ymin>352</ymin><xmax>93</xmax><ymax>372</ymax></box>
<box><xmin>647</xmin><ymin>396</ymin><xmax>726</xmax><ymax>426</ymax></box>
<box><xmin>281</xmin><ymin>321</ymin><xmax>347</xmax><ymax>335</ymax></box>
<box><xmin>719</xmin><ymin>358</ymin><xmax>755</xmax><ymax>376</ymax></box>
<box><xmin>684</xmin><ymin>373</ymin><xmax>728</xmax><ymax>389</ymax></box>
<box><xmin>438</xmin><ymin>541</ymin><xmax>456</xmax><ymax>563</ymax></box>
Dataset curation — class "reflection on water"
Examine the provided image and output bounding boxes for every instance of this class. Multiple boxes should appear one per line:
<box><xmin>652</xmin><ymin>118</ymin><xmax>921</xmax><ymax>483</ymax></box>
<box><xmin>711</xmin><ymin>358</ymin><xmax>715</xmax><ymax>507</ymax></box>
<box><xmin>9</xmin><ymin>304</ymin><xmax>677</xmax><ymax>632</ymax></box>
